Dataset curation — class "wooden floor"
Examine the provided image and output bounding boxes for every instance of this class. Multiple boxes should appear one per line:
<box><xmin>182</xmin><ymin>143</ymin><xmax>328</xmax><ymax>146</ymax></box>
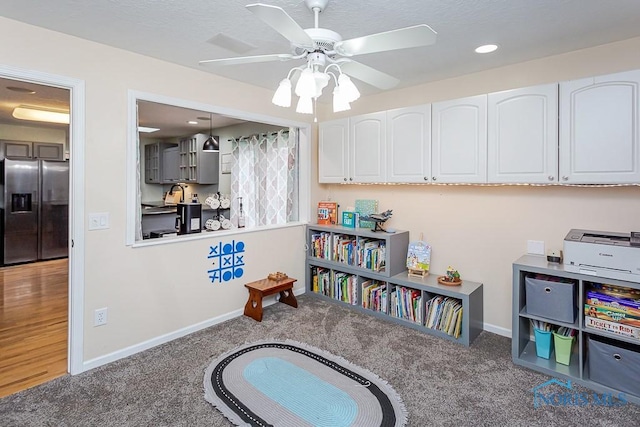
<box><xmin>0</xmin><ymin>259</ymin><xmax>68</xmax><ymax>398</ymax></box>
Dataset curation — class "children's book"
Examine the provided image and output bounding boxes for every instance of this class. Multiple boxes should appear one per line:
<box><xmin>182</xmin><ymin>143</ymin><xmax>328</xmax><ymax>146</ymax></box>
<box><xmin>317</xmin><ymin>201</ymin><xmax>338</xmax><ymax>225</ymax></box>
<box><xmin>406</xmin><ymin>240</ymin><xmax>431</xmax><ymax>274</ymax></box>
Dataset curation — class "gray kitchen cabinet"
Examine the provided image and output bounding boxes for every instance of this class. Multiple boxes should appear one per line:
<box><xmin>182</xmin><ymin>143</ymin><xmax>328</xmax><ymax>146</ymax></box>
<box><xmin>161</xmin><ymin>146</ymin><xmax>180</xmax><ymax>183</ymax></box>
<box><xmin>1</xmin><ymin>140</ymin><xmax>64</xmax><ymax>160</ymax></box>
<box><xmin>178</xmin><ymin>133</ymin><xmax>218</xmax><ymax>184</ymax></box>
<box><xmin>144</xmin><ymin>142</ymin><xmax>177</xmax><ymax>184</ymax></box>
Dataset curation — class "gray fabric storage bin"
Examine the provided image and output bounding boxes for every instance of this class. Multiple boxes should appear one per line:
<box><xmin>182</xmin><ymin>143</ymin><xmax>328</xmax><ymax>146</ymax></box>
<box><xmin>525</xmin><ymin>277</ymin><xmax>576</xmax><ymax>323</ymax></box>
<box><xmin>588</xmin><ymin>335</ymin><xmax>640</xmax><ymax>397</ymax></box>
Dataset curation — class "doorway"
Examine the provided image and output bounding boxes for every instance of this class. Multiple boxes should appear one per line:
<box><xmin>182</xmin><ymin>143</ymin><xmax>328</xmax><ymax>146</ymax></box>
<box><xmin>0</xmin><ymin>66</ymin><xmax>85</xmax><ymax>395</ymax></box>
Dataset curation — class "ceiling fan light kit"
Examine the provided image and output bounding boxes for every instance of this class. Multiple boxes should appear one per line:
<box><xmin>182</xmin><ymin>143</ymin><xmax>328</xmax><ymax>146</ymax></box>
<box><xmin>200</xmin><ymin>0</ymin><xmax>436</xmax><ymax>114</ymax></box>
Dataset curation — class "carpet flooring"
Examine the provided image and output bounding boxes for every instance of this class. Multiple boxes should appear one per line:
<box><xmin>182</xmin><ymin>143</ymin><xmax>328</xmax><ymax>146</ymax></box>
<box><xmin>1</xmin><ymin>294</ymin><xmax>639</xmax><ymax>426</ymax></box>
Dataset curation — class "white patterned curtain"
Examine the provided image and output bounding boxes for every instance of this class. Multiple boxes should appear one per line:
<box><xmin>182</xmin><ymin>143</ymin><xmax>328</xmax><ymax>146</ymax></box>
<box><xmin>230</xmin><ymin>128</ymin><xmax>297</xmax><ymax>227</ymax></box>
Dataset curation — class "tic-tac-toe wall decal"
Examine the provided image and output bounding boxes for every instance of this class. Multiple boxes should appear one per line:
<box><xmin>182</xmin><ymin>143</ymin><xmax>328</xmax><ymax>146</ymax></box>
<box><xmin>207</xmin><ymin>240</ymin><xmax>245</xmax><ymax>283</ymax></box>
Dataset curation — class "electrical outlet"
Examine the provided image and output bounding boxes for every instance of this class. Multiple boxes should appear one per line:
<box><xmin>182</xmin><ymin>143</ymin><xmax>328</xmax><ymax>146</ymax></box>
<box><xmin>94</xmin><ymin>307</ymin><xmax>108</xmax><ymax>326</ymax></box>
<box><xmin>527</xmin><ymin>240</ymin><xmax>545</xmax><ymax>255</ymax></box>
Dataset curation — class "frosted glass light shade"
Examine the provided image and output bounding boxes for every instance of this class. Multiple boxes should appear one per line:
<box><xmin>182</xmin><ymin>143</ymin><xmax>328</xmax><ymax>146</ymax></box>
<box><xmin>294</xmin><ymin>68</ymin><xmax>316</xmax><ymax>98</ymax></box>
<box><xmin>295</xmin><ymin>96</ymin><xmax>313</xmax><ymax>114</ymax></box>
<box><xmin>338</xmin><ymin>74</ymin><xmax>360</xmax><ymax>103</ymax></box>
<box><xmin>332</xmin><ymin>87</ymin><xmax>351</xmax><ymax>113</ymax></box>
<box><xmin>272</xmin><ymin>79</ymin><xmax>292</xmax><ymax>107</ymax></box>
<box><xmin>13</xmin><ymin>106</ymin><xmax>69</xmax><ymax>124</ymax></box>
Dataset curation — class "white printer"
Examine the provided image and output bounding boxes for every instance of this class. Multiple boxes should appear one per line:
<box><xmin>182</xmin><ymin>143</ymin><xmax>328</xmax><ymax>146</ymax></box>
<box><xmin>563</xmin><ymin>229</ymin><xmax>640</xmax><ymax>283</ymax></box>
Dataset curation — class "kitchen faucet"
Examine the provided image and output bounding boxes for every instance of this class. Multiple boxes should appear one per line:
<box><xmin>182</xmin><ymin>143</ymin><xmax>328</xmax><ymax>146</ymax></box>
<box><xmin>168</xmin><ymin>184</ymin><xmax>186</xmax><ymax>202</ymax></box>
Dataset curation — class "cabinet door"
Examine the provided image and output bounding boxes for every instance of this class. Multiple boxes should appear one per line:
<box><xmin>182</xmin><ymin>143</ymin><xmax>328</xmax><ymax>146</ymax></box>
<box><xmin>144</xmin><ymin>143</ymin><xmax>161</xmax><ymax>183</ymax></box>
<box><xmin>432</xmin><ymin>95</ymin><xmax>487</xmax><ymax>183</ymax></box>
<box><xmin>386</xmin><ymin>105</ymin><xmax>431</xmax><ymax>183</ymax></box>
<box><xmin>488</xmin><ymin>84</ymin><xmax>558</xmax><ymax>183</ymax></box>
<box><xmin>3</xmin><ymin>141</ymin><xmax>32</xmax><ymax>158</ymax></box>
<box><xmin>318</xmin><ymin>118</ymin><xmax>349</xmax><ymax>183</ymax></box>
<box><xmin>350</xmin><ymin>112</ymin><xmax>386</xmax><ymax>183</ymax></box>
<box><xmin>161</xmin><ymin>146</ymin><xmax>180</xmax><ymax>183</ymax></box>
<box><xmin>33</xmin><ymin>142</ymin><xmax>64</xmax><ymax>160</ymax></box>
<box><xmin>560</xmin><ymin>70</ymin><xmax>640</xmax><ymax>184</ymax></box>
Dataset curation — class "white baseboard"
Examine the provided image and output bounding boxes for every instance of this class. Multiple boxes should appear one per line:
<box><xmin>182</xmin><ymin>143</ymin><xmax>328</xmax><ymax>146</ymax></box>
<box><xmin>483</xmin><ymin>322</ymin><xmax>512</xmax><ymax>338</ymax></box>
<box><xmin>81</xmin><ymin>288</ymin><xmax>306</xmax><ymax>373</ymax></box>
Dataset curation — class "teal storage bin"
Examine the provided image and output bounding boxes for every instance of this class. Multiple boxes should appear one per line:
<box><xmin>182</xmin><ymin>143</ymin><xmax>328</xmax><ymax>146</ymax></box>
<box><xmin>534</xmin><ymin>328</ymin><xmax>553</xmax><ymax>359</ymax></box>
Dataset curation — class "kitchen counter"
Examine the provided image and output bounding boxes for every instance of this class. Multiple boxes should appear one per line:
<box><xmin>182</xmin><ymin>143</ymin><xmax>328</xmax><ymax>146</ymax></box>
<box><xmin>140</xmin><ymin>203</ymin><xmax>228</xmax><ymax>216</ymax></box>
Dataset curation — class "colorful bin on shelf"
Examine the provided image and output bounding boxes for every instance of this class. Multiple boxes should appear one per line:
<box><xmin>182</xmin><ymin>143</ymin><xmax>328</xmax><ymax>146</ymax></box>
<box><xmin>553</xmin><ymin>332</ymin><xmax>575</xmax><ymax>365</ymax></box>
<box><xmin>534</xmin><ymin>328</ymin><xmax>553</xmax><ymax>359</ymax></box>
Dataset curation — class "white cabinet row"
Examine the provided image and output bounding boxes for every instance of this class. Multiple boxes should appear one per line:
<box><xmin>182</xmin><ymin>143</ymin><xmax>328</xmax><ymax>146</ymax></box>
<box><xmin>318</xmin><ymin>69</ymin><xmax>640</xmax><ymax>185</ymax></box>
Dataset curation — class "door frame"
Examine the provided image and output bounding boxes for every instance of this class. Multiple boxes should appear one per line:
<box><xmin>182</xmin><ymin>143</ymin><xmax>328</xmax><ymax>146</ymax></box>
<box><xmin>0</xmin><ymin>64</ymin><xmax>85</xmax><ymax>375</ymax></box>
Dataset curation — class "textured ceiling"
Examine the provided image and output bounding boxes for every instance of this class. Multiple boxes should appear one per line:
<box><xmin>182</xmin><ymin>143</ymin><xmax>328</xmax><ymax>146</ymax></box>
<box><xmin>2</xmin><ymin>1</ymin><xmax>640</xmax><ymax>135</ymax></box>
<box><xmin>2</xmin><ymin>0</ymin><xmax>640</xmax><ymax>97</ymax></box>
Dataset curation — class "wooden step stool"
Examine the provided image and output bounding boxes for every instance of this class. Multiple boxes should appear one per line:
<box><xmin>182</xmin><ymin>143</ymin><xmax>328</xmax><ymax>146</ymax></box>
<box><xmin>243</xmin><ymin>277</ymin><xmax>297</xmax><ymax>322</ymax></box>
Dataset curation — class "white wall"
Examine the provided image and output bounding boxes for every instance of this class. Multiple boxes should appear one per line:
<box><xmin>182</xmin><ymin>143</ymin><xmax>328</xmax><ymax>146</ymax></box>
<box><xmin>0</xmin><ymin>16</ymin><xmax>311</xmax><ymax>364</ymax></box>
<box><xmin>312</xmin><ymin>36</ymin><xmax>640</xmax><ymax>335</ymax></box>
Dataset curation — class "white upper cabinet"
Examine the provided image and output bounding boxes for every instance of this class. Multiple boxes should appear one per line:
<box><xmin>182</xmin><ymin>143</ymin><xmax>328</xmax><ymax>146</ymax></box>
<box><xmin>386</xmin><ymin>105</ymin><xmax>431</xmax><ymax>183</ymax></box>
<box><xmin>349</xmin><ymin>112</ymin><xmax>387</xmax><ymax>183</ymax></box>
<box><xmin>432</xmin><ymin>94</ymin><xmax>487</xmax><ymax>183</ymax></box>
<box><xmin>488</xmin><ymin>84</ymin><xmax>559</xmax><ymax>183</ymax></box>
<box><xmin>318</xmin><ymin>118</ymin><xmax>349</xmax><ymax>183</ymax></box>
<box><xmin>560</xmin><ymin>70</ymin><xmax>640</xmax><ymax>184</ymax></box>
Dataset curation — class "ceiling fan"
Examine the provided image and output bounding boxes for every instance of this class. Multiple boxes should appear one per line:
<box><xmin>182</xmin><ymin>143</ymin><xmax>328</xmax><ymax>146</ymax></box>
<box><xmin>199</xmin><ymin>0</ymin><xmax>437</xmax><ymax>113</ymax></box>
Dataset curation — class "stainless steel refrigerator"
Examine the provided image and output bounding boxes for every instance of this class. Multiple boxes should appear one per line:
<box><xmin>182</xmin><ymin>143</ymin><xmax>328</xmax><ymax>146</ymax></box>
<box><xmin>1</xmin><ymin>158</ymin><xmax>69</xmax><ymax>265</ymax></box>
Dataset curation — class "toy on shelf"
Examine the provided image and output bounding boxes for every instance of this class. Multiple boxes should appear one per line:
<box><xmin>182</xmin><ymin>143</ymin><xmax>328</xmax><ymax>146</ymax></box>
<box><xmin>438</xmin><ymin>266</ymin><xmax>462</xmax><ymax>286</ymax></box>
<box><xmin>359</xmin><ymin>210</ymin><xmax>393</xmax><ymax>232</ymax></box>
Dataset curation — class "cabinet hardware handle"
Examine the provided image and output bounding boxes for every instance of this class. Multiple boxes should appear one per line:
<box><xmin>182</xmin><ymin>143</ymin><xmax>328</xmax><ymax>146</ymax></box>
<box><xmin>349</xmin><ymin>177</ymin><xmax>353</xmax><ymax>181</ymax></box>
<box><xmin>424</xmin><ymin>176</ymin><xmax>428</xmax><ymax>181</ymax></box>
<box><xmin>343</xmin><ymin>177</ymin><xmax>347</xmax><ymax>181</ymax></box>
<box><xmin>544</xmin><ymin>287</ymin><xmax>551</xmax><ymax>293</ymax></box>
<box><xmin>562</xmin><ymin>176</ymin><xmax>569</xmax><ymax>181</ymax></box>
<box><xmin>548</xmin><ymin>176</ymin><xmax>554</xmax><ymax>181</ymax></box>
<box><xmin>432</xmin><ymin>177</ymin><xmax>437</xmax><ymax>181</ymax></box>
<box><xmin>614</xmin><ymin>353</ymin><xmax>622</xmax><ymax>360</ymax></box>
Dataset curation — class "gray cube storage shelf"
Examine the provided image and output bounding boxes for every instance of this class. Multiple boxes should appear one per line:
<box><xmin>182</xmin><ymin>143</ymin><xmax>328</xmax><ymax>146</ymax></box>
<box><xmin>306</xmin><ymin>224</ymin><xmax>484</xmax><ymax>346</ymax></box>
<box><xmin>513</xmin><ymin>255</ymin><xmax>640</xmax><ymax>404</ymax></box>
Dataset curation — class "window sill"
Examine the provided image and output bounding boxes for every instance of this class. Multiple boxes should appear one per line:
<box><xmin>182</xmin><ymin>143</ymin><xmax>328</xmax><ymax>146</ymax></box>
<box><xmin>131</xmin><ymin>221</ymin><xmax>307</xmax><ymax>248</ymax></box>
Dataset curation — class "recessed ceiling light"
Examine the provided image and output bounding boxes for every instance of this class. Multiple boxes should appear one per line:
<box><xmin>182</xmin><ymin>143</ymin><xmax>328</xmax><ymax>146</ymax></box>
<box><xmin>187</xmin><ymin>120</ymin><xmax>198</xmax><ymax>125</ymax></box>
<box><xmin>138</xmin><ymin>126</ymin><xmax>160</xmax><ymax>133</ymax></box>
<box><xmin>475</xmin><ymin>44</ymin><xmax>498</xmax><ymax>54</ymax></box>
<box><xmin>6</xmin><ymin>86</ymin><xmax>36</xmax><ymax>94</ymax></box>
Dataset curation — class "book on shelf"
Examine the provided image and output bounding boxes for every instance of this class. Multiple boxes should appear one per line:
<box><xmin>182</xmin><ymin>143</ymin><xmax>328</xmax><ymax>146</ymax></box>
<box><xmin>317</xmin><ymin>201</ymin><xmax>338</xmax><ymax>225</ymax></box>
<box><xmin>585</xmin><ymin>315</ymin><xmax>640</xmax><ymax>340</ymax></box>
<box><xmin>342</xmin><ymin>211</ymin><xmax>359</xmax><ymax>228</ymax></box>
<box><xmin>406</xmin><ymin>240</ymin><xmax>431</xmax><ymax>274</ymax></box>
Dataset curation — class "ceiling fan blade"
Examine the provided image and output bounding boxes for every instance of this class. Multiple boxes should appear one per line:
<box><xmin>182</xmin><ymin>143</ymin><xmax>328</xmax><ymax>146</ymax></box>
<box><xmin>339</xmin><ymin>61</ymin><xmax>400</xmax><ymax>90</ymax></box>
<box><xmin>335</xmin><ymin>24</ymin><xmax>437</xmax><ymax>56</ymax></box>
<box><xmin>199</xmin><ymin>53</ymin><xmax>294</xmax><ymax>66</ymax></box>
<box><xmin>246</xmin><ymin>3</ymin><xmax>314</xmax><ymax>48</ymax></box>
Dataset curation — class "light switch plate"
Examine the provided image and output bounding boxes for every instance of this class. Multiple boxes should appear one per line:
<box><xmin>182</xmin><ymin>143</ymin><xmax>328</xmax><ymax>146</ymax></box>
<box><xmin>89</xmin><ymin>212</ymin><xmax>110</xmax><ymax>230</ymax></box>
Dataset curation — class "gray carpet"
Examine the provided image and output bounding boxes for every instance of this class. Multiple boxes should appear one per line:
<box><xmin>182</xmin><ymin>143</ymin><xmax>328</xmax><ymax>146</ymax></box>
<box><xmin>1</xmin><ymin>294</ymin><xmax>638</xmax><ymax>426</ymax></box>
